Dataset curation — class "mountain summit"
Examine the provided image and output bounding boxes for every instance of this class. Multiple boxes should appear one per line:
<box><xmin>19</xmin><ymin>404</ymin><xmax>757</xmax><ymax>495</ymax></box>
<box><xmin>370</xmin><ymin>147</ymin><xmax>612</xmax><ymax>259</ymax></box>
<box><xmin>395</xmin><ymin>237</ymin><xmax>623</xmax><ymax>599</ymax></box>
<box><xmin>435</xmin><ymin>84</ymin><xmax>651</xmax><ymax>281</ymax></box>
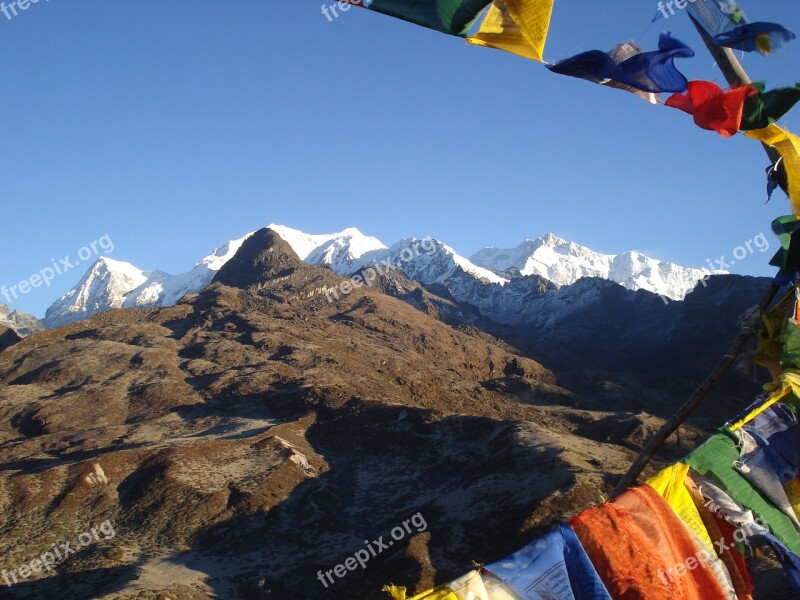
<box><xmin>42</xmin><ymin>257</ymin><xmax>152</xmax><ymax>329</ymax></box>
<box><xmin>470</xmin><ymin>234</ymin><xmax>714</xmax><ymax>300</ymax></box>
<box><xmin>213</xmin><ymin>228</ymin><xmax>305</xmax><ymax>289</ymax></box>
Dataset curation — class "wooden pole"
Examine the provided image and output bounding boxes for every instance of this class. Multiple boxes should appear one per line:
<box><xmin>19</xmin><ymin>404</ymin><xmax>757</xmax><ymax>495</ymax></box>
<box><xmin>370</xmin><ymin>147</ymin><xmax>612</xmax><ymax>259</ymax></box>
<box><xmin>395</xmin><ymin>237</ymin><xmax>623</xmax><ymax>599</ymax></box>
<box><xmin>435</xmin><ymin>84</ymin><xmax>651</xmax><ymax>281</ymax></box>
<box><xmin>611</xmin><ymin>18</ymin><xmax>785</xmax><ymax>496</ymax></box>
<box><xmin>690</xmin><ymin>15</ymin><xmax>752</xmax><ymax>85</ymax></box>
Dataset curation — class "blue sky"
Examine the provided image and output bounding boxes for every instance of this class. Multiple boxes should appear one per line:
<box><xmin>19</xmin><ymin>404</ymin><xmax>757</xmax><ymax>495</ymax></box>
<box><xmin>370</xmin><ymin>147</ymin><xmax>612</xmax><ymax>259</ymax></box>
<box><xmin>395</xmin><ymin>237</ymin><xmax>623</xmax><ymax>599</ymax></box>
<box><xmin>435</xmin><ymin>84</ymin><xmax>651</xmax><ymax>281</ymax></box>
<box><xmin>2</xmin><ymin>0</ymin><xmax>800</xmax><ymax>317</ymax></box>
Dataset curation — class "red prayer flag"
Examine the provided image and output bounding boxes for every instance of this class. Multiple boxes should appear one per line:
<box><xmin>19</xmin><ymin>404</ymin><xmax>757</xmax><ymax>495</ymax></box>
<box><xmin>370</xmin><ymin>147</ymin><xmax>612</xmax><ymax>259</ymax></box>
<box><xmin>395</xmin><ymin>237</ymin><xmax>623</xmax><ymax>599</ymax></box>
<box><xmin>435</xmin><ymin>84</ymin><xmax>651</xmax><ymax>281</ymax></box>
<box><xmin>666</xmin><ymin>80</ymin><xmax>759</xmax><ymax>137</ymax></box>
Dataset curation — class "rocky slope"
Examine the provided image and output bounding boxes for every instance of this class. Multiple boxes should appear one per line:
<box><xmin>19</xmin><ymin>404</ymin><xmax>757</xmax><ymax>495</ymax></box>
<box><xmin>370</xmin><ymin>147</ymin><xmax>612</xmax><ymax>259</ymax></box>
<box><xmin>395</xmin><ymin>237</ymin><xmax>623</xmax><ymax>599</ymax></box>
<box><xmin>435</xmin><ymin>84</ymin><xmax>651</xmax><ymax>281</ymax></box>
<box><xmin>0</xmin><ymin>228</ymin><xmax>738</xmax><ymax>600</ymax></box>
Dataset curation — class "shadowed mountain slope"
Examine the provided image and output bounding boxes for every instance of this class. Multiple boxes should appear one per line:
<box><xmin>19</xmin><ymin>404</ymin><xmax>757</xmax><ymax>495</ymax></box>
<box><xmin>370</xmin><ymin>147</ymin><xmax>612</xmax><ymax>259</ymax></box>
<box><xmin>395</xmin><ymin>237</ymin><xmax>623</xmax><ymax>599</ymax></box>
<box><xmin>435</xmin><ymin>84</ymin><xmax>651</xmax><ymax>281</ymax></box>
<box><xmin>0</xmin><ymin>324</ymin><xmax>20</xmax><ymax>352</ymax></box>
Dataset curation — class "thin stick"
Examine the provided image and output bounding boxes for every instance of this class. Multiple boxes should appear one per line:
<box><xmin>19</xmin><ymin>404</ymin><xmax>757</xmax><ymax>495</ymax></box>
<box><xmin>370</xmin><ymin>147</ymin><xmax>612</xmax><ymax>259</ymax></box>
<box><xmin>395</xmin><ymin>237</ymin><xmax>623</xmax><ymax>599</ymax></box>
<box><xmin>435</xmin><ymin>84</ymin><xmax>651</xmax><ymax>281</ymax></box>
<box><xmin>612</xmin><ymin>283</ymin><xmax>779</xmax><ymax>496</ymax></box>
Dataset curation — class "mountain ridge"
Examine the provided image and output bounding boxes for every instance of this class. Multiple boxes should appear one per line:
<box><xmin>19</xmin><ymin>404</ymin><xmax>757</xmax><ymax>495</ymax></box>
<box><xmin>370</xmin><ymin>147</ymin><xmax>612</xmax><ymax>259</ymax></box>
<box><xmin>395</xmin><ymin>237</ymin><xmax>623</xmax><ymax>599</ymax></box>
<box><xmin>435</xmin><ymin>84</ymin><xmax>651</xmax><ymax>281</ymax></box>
<box><xmin>38</xmin><ymin>225</ymin><xmax>715</xmax><ymax>330</ymax></box>
<box><xmin>470</xmin><ymin>233</ymin><xmax>717</xmax><ymax>300</ymax></box>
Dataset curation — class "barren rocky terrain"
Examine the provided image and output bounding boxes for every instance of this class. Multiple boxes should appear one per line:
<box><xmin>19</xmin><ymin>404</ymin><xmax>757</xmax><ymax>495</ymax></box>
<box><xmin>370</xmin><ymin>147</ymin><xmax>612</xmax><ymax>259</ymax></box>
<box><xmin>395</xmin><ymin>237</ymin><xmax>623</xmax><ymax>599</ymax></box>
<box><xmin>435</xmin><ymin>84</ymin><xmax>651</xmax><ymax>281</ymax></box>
<box><xmin>0</xmin><ymin>229</ymin><xmax>788</xmax><ymax>599</ymax></box>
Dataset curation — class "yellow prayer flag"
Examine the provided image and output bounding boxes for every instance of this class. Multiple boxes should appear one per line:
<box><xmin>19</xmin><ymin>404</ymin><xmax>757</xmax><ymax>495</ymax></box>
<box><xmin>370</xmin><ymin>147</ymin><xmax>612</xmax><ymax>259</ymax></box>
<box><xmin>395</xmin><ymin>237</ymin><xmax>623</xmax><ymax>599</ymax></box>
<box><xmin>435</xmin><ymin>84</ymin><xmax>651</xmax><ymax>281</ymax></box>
<box><xmin>728</xmin><ymin>382</ymin><xmax>793</xmax><ymax>431</ymax></box>
<box><xmin>745</xmin><ymin>124</ymin><xmax>800</xmax><ymax>215</ymax></box>
<box><xmin>466</xmin><ymin>0</ymin><xmax>554</xmax><ymax>62</ymax></box>
<box><xmin>646</xmin><ymin>463</ymin><xmax>715</xmax><ymax>551</ymax></box>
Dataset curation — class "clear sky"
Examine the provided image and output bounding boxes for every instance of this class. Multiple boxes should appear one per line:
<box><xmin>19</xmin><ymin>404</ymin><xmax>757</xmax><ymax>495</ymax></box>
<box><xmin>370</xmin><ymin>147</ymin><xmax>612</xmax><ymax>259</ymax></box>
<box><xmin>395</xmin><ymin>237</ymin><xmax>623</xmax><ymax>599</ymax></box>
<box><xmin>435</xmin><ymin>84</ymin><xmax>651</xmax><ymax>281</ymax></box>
<box><xmin>2</xmin><ymin>0</ymin><xmax>800</xmax><ymax>317</ymax></box>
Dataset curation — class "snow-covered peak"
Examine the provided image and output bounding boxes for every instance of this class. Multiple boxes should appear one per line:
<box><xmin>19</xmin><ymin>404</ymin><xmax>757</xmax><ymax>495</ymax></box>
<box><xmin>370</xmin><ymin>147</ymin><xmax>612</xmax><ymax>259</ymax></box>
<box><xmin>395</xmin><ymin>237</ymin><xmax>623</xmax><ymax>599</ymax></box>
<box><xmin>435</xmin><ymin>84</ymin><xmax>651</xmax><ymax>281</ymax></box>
<box><xmin>75</xmin><ymin>257</ymin><xmax>150</xmax><ymax>299</ymax></box>
<box><xmin>266</xmin><ymin>225</ymin><xmax>336</xmax><ymax>261</ymax></box>
<box><xmin>304</xmin><ymin>229</ymin><xmax>387</xmax><ymax>273</ymax></box>
<box><xmin>365</xmin><ymin>238</ymin><xmax>508</xmax><ymax>286</ymax></box>
<box><xmin>540</xmin><ymin>232</ymin><xmax>568</xmax><ymax>247</ymax></box>
<box><xmin>470</xmin><ymin>235</ymin><xmax>716</xmax><ymax>300</ymax></box>
<box><xmin>44</xmin><ymin>257</ymin><xmax>150</xmax><ymax>329</ymax></box>
<box><xmin>267</xmin><ymin>227</ymin><xmax>502</xmax><ymax>288</ymax></box>
<box><xmin>267</xmin><ymin>224</ymin><xmax>386</xmax><ymax>267</ymax></box>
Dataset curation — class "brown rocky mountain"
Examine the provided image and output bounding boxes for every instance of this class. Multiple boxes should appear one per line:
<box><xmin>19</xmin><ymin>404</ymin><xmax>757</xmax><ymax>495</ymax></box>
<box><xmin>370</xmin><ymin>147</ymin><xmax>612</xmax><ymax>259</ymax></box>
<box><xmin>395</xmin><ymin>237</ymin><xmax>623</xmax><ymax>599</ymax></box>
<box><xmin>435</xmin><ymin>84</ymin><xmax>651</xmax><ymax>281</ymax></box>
<box><xmin>0</xmin><ymin>229</ymin><xmax>790</xmax><ymax>598</ymax></box>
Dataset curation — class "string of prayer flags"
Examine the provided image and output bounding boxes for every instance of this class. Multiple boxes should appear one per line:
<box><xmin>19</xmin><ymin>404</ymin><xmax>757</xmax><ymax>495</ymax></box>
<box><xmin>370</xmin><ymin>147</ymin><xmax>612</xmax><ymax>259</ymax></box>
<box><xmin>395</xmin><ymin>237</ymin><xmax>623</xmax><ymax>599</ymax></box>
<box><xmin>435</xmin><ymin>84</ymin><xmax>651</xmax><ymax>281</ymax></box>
<box><xmin>384</xmin><ymin>385</ymin><xmax>800</xmax><ymax>600</ymax></box>
<box><xmin>466</xmin><ymin>0</ymin><xmax>555</xmax><ymax>62</ymax></box>
<box><xmin>713</xmin><ymin>22</ymin><xmax>796</xmax><ymax>55</ymax></box>
<box><xmin>665</xmin><ymin>80</ymin><xmax>758</xmax><ymax>137</ymax></box>
<box><xmin>547</xmin><ymin>32</ymin><xmax>694</xmax><ymax>95</ymax></box>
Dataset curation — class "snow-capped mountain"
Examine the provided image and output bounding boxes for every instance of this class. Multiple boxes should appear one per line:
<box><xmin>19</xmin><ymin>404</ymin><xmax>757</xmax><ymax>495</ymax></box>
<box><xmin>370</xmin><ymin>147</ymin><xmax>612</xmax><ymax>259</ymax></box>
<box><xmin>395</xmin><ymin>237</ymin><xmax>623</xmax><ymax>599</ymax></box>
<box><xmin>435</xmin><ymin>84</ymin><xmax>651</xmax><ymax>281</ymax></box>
<box><xmin>355</xmin><ymin>238</ymin><xmax>509</xmax><ymax>309</ymax></box>
<box><xmin>40</xmin><ymin>226</ymin><xmax>715</xmax><ymax>329</ymax></box>
<box><xmin>43</xmin><ymin>237</ymin><xmax>255</xmax><ymax>329</ymax></box>
<box><xmin>372</xmin><ymin>238</ymin><xmax>507</xmax><ymax>285</ymax></box>
<box><xmin>470</xmin><ymin>234</ymin><xmax>715</xmax><ymax>301</ymax></box>
<box><xmin>269</xmin><ymin>224</ymin><xmax>387</xmax><ymax>273</ymax></box>
<box><xmin>42</xmin><ymin>226</ymin><xmax>389</xmax><ymax>328</ymax></box>
<box><xmin>43</xmin><ymin>258</ymin><xmax>154</xmax><ymax>329</ymax></box>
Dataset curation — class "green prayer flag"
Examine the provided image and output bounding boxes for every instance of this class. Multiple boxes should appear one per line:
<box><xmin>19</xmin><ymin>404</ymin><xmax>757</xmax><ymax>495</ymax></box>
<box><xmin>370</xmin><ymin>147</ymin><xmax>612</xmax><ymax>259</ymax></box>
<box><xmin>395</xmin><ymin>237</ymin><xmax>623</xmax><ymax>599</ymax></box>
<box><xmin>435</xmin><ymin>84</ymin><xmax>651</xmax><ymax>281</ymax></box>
<box><xmin>769</xmin><ymin>214</ymin><xmax>800</xmax><ymax>271</ymax></box>
<box><xmin>742</xmin><ymin>83</ymin><xmax>800</xmax><ymax>131</ymax></box>
<box><xmin>367</xmin><ymin>0</ymin><xmax>492</xmax><ymax>36</ymax></box>
<box><xmin>781</xmin><ymin>318</ymin><xmax>800</xmax><ymax>370</ymax></box>
<box><xmin>685</xmin><ymin>430</ymin><xmax>800</xmax><ymax>555</ymax></box>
